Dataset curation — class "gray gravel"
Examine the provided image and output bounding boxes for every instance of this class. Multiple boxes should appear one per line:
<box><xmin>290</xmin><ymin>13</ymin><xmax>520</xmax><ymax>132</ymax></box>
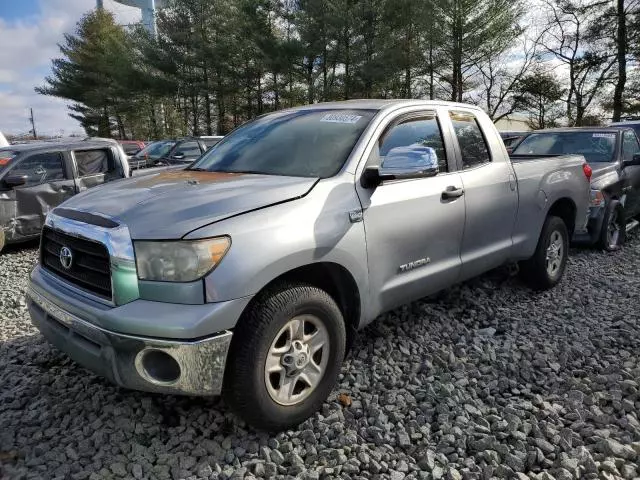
<box><xmin>1</xmin><ymin>234</ymin><xmax>639</xmax><ymax>480</ymax></box>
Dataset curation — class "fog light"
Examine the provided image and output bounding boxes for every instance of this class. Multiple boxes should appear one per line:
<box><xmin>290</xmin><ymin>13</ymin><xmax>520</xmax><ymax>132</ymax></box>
<box><xmin>140</xmin><ymin>349</ymin><xmax>181</xmax><ymax>384</ymax></box>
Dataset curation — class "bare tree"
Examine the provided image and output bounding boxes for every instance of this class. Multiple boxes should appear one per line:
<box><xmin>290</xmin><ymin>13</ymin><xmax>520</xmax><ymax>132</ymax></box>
<box><xmin>474</xmin><ymin>36</ymin><xmax>538</xmax><ymax>122</ymax></box>
<box><xmin>538</xmin><ymin>0</ymin><xmax>616</xmax><ymax>126</ymax></box>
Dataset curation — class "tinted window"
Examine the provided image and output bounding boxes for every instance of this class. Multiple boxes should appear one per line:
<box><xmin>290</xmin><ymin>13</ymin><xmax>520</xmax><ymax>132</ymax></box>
<box><xmin>10</xmin><ymin>152</ymin><xmax>66</xmax><ymax>186</ymax></box>
<box><xmin>121</xmin><ymin>143</ymin><xmax>141</xmax><ymax>155</ymax></box>
<box><xmin>191</xmin><ymin>109</ymin><xmax>375</xmax><ymax>178</ymax></box>
<box><xmin>203</xmin><ymin>138</ymin><xmax>222</xmax><ymax>148</ymax></box>
<box><xmin>450</xmin><ymin>111</ymin><xmax>491</xmax><ymax>169</ymax></box>
<box><xmin>379</xmin><ymin>115</ymin><xmax>447</xmax><ymax>172</ymax></box>
<box><xmin>134</xmin><ymin>141</ymin><xmax>176</xmax><ymax>159</ymax></box>
<box><xmin>622</xmin><ymin>130</ymin><xmax>640</xmax><ymax>162</ymax></box>
<box><xmin>174</xmin><ymin>141</ymin><xmax>202</xmax><ymax>158</ymax></box>
<box><xmin>75</xmin><ymin>149</ymin><xmax>111</xmax><ymax>176</ymax></box>
<box><xmin>513</xmin><ymin>131</ymin><xmax>616</xmax><ymax>163</ymax></box>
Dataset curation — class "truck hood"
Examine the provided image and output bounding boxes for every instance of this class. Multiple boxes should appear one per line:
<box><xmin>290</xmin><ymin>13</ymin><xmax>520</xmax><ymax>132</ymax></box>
<box><xmin>57</xmin><ymin>170</ymin><xmax>318</xmax><ymax>239</ymax></box>
<box><xmin>589</xmin><ymin>163</ymin><xmax>620</xmax><ymax>190</ymax></box>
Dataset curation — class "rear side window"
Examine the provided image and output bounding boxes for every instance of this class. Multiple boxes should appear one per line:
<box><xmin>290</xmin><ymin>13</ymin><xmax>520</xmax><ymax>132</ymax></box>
<box><xmin>174</xmin><ymin>141</ymin><xmax>202</xmax><ymax>158</ymax></box>
<box><xmin>121</xmin><ymin>143</ymin><xmax>141</xmax><ymax>155</ymax></box>
<box><xmin>450</xmin><ymin>111</ymin><xmax>491</xmax><ymax>169</ymax></box>
<box><xmin>10</xmin><ymin>152</ymin><xmax>66</xmax><ymax>186</ymax></box>
<box><xmin>74</xmin><ymin>149</ymin><xmax>112</xmax><ymax>177</ymax></box>
<box><xmin>622</xmin><ymin>130</ymin><xmax>640</xmax><ymax>162</ymax></box>
<box><xmin>379</xmin><ymin>114</ymin><xmax>448</xmax><ymax>172</ymax></box>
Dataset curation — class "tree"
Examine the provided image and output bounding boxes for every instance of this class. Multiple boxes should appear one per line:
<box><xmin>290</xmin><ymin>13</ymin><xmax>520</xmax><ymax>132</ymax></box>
<box><xmin>437</xmin><ymin>0</ymin><xmax>524</xmax><ymax>102</ymax></box>
<box><xmin>538</xmin><ymin>0</ymin><xmax>616</xmax><ymax>126</ymax></box>
<box><xmin>37</xmin><ymin>10</ymin><xmax>137</xmax><ymax>137</ymax></box>
<box><xmin>514</xmin><ymin>69</ymin><xmax>565</xmax><ymax>129</ymax></box>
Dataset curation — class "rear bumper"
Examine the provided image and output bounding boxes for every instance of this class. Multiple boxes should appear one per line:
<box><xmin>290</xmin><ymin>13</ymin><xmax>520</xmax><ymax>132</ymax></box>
<box><xmin>27</xmin><ymin>283</ymin><xmax>232</xmax><ymax>396</ymax></box>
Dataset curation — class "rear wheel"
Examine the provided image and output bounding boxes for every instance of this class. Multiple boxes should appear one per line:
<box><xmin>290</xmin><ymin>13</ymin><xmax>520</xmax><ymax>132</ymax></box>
<box><xmin>223</xmin><ymin>283</ymin><xmax>346</xmax><ymax>431</ymax></box>
<box><xmin>519</xmin><ymin>215</ymin><xmax>569</xmax><ymax>290</ymax></box>
<box><xmin>597</xmin><ymin>200</ymin><xmax>625</xmax><ymax>251</ymax></box>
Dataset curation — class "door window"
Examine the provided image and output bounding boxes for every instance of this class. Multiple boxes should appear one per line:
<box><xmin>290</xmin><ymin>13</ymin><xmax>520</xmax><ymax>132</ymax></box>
<box><xmin>74</xmin><ymin>149</ymin><xmax>112</xmax><ymax>177</ymax></box>
<box><xmin>622</xmin><ymin>130</ymin><xmax>640</xmax><ymax>162</ymax></box>
<box><xmin>450</xmin><ymin>111</ymin><xmax>491</xmax><ymax>169</ymax></box>
<box><xmin>10</xmin><ymin>152</ymin><xmax>66</xmax><ymax>186</ymax></box>
<box><xmin>379</xmin><ymin>115</ymin><xmax>448</xmax><ymax>173</ymax></box>
<box><xmin>174</xmin><ymin>141</ymin><xmax>202</xmax><ymax>158</ymax></box>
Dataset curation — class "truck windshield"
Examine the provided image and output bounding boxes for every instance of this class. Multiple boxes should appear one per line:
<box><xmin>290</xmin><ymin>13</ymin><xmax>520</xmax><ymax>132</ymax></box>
<box><xmin>189</xmin><ymin>109</ymin><xmax>376</xmax><ymax>178</ymax></box>
<box><xmin>134</xmin><ymin>141</ymin><xmax>176</xmax><ymax>160</ymax></box>
<box><xmin>513</xmin><ymin>131</ymin><xmax>616</xmax><ymax>163</ymax></box>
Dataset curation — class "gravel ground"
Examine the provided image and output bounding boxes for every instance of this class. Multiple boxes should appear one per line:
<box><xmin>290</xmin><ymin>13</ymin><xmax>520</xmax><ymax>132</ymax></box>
<box><xmin>1</xmin><ymin>235</ymin><xmax>639</xmax><ymax>480</ymax></box>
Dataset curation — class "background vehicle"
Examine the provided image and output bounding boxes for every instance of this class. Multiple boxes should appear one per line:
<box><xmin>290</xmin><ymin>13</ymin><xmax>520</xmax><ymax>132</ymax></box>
<box><xmin>0</xmin><ymin>140</ymin><xmax>130</xmax><ymax>252</ymax></box>
<box><xmin>499</xmin><ymin>130</ymin><xmax>529</xmax><ymax>152</ymax></box>
<box><xmin>609</xmin><ymin>119</ymin><xmax>640</xmax><ymax>138</ymax></box>
<box><xmin>27</xmin><ymin>100</ymin><xmax>590</xmax><ymax>430</ymax></box>
<box><xmin>118</xmin><ymin>140</ymin><xmax>146</xmax><ymax>158</ymax></box>
<box><xmin>129</xmin><ymin>137</ymin><xmax>219</xmax><ymax>169</ymax></box>
<box><xmin>512</xmin><ymin>127</ymin><xmax>640</xmax><ymax>250</ymax></box>
<box><xmin>0</xmin><ymin>131</ymin><xmax>8</xmax><ymax>148</ymax></box>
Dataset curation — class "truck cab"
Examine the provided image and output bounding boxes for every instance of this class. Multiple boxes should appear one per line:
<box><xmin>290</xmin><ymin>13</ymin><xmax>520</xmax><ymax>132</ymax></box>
<box><xmin>0</xmin><ymin>140</ymin><xmax>129</xmax><ymax>251</ymax></box>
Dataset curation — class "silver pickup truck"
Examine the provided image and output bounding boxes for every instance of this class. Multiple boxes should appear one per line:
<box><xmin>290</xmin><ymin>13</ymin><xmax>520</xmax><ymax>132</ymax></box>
<box><xmin>27</xmin><ymin>100</ymin><xmax>591</xmax><ymax>430</ymax></box>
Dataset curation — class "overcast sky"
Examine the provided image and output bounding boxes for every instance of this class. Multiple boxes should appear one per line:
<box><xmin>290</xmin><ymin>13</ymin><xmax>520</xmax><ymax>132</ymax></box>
<box><xmin>0</xmin><ymin>0</ymin><xmax>141</xmax><ymax>137</ymax></box>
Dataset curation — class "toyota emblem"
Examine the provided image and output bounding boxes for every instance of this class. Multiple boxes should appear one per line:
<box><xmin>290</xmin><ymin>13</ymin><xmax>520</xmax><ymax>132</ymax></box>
<box><xmin>59</xmin><ymin>246</ymin><xmax>73</xmax><ymax>270</ymax></box>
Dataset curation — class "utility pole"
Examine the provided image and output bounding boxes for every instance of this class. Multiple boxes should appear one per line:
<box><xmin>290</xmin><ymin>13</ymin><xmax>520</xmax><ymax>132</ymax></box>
<box><xmin>29</xmin><ymin>108</ymin><xmax>37</xmax><ymax>140</ymax></box>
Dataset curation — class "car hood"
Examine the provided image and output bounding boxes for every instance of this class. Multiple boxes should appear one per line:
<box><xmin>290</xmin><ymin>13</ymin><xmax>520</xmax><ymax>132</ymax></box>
<box><xmin>57</xmin><ymin>170</ymin><xmax>318</xmax><ymax>239</ymax></box>
<box><xmin>589</xmin><ymin>163</ymin><xmax>620</xmax><ymax>190</ymax></box>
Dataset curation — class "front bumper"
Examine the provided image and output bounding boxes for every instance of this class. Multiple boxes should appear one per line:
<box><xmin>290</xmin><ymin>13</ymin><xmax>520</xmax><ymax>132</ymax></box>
<box><xmin>27</xmin><ymin>283</ymin><xmax>233</xmax><ymax>396</ymax></box>
<box><xmin>572</xmin><ymin>205</ymin><xmax>605</xmax><ymax>245</ymax></box>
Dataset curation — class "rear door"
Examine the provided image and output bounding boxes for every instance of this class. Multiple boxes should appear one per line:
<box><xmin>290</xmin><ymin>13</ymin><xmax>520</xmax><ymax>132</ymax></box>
<box><xmin>357</xmin><ymin>109</ymin><xmax>466</xmax><ymax>314</ymax></box>
<box><xmin>446</xmin><ymin>110</ymin><xmax>519</xmax><ymax>281</ymax></box>
<box><xmin>73</xmin><ymin>147</ymin><xmax>120</xmax><ymax>193</ymax></box>
<box><xmin>621</xmin><ymin>129</ymin><xmax>640</xmax><ymax>216</ymax></box>
<box><xmin>0</xmin><ymin>151</ymin><xmax>75</xmax><ymax>241</ymax></box>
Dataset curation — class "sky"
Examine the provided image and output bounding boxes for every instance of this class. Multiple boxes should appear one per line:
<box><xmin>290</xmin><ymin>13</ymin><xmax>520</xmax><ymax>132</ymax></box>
<box><xmin>0</xmin><ymin>0</ymin><xmax>142</xmax><ymax>137</ymax></box>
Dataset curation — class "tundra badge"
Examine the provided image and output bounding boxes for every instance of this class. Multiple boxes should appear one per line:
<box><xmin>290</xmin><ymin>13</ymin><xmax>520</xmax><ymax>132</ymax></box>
<box><xmin>399</xmin><ymin>258</ymin><xmax>430</xmax><ymax>272</ymax></box>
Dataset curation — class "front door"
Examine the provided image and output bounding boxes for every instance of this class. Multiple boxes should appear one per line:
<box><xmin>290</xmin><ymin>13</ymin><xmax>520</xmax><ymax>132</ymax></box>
<box><xmin>620</xmin><ymin>130</ymin><xmax>640</xmax><ymax>217</ymax></box>
<box><xmin>357</xmin><ymin>111</ymin><xmax>466</xmax><ymax>316</ymax></box>
<box><xmin>0</xmin><ymin>151</ymin><xmax>75</xmax><ymax>242</ymax></box>
<box><xmin>447</xmin><ymin>110</ymin><xmax>519</xmax><ymax>280</ymax></box>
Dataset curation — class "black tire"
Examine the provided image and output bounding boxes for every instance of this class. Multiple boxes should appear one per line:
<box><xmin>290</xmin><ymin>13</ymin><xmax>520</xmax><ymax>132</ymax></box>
<box><xmin>519</xmin><ymin>215</ymin><xmax>569</xmax><ymax>290</ymax></box>
<box><xmin>597</xmin><ymin>200</ymin><xmax>625</xmax><ymax>251</ymax></box>
<box><xmin>223</xmin><ymin>283</ymin><xmax>346</xmax><ymax>431</ymax></box>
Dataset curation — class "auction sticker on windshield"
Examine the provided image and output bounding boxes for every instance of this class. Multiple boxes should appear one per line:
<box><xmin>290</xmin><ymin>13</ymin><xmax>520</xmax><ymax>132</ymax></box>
<box><xmin>320</xmin><ymin>113</ymin><xmax>363</xmax><ymax>124</ymax></box>
<box><xmin>592</xmin><ymin>133</ymin><xmax>616</xmax><ymax>138</ymax></box>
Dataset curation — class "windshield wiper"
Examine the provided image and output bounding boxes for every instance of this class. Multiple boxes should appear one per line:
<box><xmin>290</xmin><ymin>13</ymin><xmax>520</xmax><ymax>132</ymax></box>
<box><xmin>188</xmin><ymin>167</ymin><xmax>209</xmax><ymax>171</ymax></box>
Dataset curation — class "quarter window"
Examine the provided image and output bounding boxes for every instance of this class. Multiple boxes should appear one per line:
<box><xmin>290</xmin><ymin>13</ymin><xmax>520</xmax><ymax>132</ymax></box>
<box><xmin>450</xmin><ymin>111</ymin><xmax>491</xmax><ymax>169</ymax></box>
<box><xmin>379</xmin><ymin>115</ymin><xmax>448</xmax><ymax>173</ymax></box>
<box><xmin>174</xmin><ymin>141</ymin><xmax>202</xmax><ymax>158</ymax></box>
<box><xmin>10</xmin><ymin>152</ymin><xmax>66</xmax><ymax>186</ymax></box>
<box><xmin>75</xmin><ymin>149</ymin><xmax>112</xmax><ymax>177</ymax></box>
<box><xmin>622</xmin><ymin>130</ymin><xmax>640</xmax><ymax>162</ymax></box>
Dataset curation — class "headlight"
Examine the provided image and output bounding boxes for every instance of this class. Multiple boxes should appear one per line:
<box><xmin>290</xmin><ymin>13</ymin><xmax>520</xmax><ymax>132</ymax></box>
<box><xmin>590</xmin><ymin>189</ymin><xmax>604</xmax><ymax>207</ymax></box>
<box><xmin>135</xmin><ymin>237</ymin><xmax>230</xmax><ymax>282</ymax></box>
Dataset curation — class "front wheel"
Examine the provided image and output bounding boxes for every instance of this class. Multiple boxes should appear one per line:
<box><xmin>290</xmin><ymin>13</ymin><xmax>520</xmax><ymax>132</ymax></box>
<box><xmin>519</xmin><ymin>215</ymin><xmax>569</xmax><ymax>290</ymax></box>
<box><xmin>597</xmin><ymin>200</ymin><xmax>625</xmax><ymax>251</ymax></box>
<box><xmin>223</xmin><ymin>283</ymin><xmax>346</xmax><ymax>430</ymax></box>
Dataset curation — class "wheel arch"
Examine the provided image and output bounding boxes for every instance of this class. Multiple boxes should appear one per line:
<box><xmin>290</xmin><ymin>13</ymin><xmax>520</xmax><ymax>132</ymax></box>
<box><xmin>547</xmin><ymin>197</ymin><xmax>577</xmax><ymax>236</ymax></box>
<box><xmin>239</xmin><ymin>262</ymin><xmax>362</xmax><ymax>354</ymax></box>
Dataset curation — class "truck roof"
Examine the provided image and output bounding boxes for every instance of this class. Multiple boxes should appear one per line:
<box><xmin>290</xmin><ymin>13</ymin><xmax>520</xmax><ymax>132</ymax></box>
<box><xmin>282</xmin><ymin>99</ymin><xmax>483</xmax><ymax>113</ymax></box>
<box><xmin>0</xmin><ymin>139</ymin><xmax>118</xmax><ymax>154</ymax></box>
<box><xmin>530</xmin><ymin>126</ymin><xmax>631</xmax><ymax>133</ymax></box>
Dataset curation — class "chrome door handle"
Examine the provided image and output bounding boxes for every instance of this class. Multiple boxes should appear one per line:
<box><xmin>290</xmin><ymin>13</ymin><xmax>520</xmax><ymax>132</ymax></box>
<box><xmin>442</xmin><ymin>186</ymin><xmax>464</xmax><ymax>199</ymax></box>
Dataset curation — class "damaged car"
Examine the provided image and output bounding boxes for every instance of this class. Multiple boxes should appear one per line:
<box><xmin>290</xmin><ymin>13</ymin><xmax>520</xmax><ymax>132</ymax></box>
<box><xmin>0</xmin><ymin>140</ymin><xmax>130</xmax><ymax>252</ymax></box>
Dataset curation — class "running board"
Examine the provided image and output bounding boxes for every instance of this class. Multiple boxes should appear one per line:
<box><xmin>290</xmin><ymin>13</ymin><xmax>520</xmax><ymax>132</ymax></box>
<box><xmin>626</xmin><ymin>219</ymin><xmax>640</xmax><ymax>233</ymax></box>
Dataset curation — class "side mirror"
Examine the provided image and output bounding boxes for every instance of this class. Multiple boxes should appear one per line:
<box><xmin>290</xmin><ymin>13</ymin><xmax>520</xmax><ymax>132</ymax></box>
<box><xmin>172</xmin><ymin>153</ymin><xmax>185</xmax><ymax>160</ymax></box>
<box><xmin>3</xmin><ymin>174</ymin><xmax>28</xmax><ymax>188</ymax></box>
<box><xmin>623</xmin><ymin>153</ymin><xmax>640</xmax><ymax>167</ymax></box>
<box><xmin>362</xmin><ymin>145</ymin><xmax>439</xmax><ymax>188</ymax></box>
